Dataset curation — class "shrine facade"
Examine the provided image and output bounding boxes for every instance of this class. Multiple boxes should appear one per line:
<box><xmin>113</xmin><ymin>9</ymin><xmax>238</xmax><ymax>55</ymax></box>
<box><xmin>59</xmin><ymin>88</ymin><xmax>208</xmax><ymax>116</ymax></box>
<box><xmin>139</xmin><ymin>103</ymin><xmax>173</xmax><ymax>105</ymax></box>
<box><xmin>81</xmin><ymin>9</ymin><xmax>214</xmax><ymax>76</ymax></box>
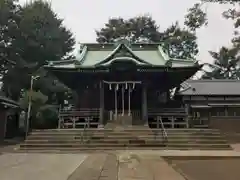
<box><xmin>44</xmin><ymin>42</ymin><xmax>201</xmax><ymax>128</ymax></box>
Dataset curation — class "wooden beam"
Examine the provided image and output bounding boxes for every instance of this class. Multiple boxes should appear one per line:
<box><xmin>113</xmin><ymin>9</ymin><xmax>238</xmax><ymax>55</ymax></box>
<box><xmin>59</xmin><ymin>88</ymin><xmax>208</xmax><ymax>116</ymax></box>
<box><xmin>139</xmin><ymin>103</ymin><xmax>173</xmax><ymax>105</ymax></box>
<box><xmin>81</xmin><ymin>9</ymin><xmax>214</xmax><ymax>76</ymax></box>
<box><xmin>99</xmin><ymin>81</ymin><xmax>104</xmax><ymax>128</ymax></box>
<box><xmin>142</xmin><ymin>84</ymin><xmax>148</xmax><ymax>126</ymax></box>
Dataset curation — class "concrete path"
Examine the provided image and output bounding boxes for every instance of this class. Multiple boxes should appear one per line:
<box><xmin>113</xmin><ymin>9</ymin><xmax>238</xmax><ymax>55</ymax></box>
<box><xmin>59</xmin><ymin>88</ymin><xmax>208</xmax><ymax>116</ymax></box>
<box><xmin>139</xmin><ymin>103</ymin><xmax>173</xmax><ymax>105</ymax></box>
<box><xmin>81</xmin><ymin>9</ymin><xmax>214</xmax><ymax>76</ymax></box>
<box><xmin>118</xmin><ymin>152</ymin><xmax>185</xmax><ymax>180</ymax></box>
<box><xmin>0</xmin><ymin>153</ymin><xmax>87</xmax><ymax>180</ymax></box>
<box><xmin>116</xmin><ymin>149</ymin><xmax>240</xmax><ymax>157</ymax></box>
<box><xmin>231</xmin><ymin>143</ymin><xmax>240</xmax><ymax>151</ymax></box>
<box><xmin>1</xmin><ymin>150</ymin><xmax>240</xmax><ymax>180</ymax></box>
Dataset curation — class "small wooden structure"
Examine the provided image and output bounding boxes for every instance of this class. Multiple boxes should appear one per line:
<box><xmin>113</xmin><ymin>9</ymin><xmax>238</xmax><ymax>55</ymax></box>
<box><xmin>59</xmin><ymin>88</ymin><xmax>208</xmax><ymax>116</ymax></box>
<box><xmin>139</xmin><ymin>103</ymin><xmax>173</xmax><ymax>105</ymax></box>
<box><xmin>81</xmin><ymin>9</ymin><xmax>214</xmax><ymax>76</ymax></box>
<box><xmin>0</xmin><ymin>96</ymin><xmax>19</xmax><ymax>143</ymax></box>
<box><xmin>177</xmin><ymin>80</ymin><xmax>240</xmax><ymax>131</ymax></box>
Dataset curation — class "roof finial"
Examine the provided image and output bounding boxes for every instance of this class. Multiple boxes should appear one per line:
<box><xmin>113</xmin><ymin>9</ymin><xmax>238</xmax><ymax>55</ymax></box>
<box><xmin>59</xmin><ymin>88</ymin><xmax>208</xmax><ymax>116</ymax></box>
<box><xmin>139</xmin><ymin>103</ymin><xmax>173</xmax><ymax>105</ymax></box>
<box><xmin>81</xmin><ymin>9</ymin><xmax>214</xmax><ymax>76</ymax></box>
<box><xmin>114</xmin><ymin>37</ymin><xmax>131</xmax><ymax>47</ymax></box>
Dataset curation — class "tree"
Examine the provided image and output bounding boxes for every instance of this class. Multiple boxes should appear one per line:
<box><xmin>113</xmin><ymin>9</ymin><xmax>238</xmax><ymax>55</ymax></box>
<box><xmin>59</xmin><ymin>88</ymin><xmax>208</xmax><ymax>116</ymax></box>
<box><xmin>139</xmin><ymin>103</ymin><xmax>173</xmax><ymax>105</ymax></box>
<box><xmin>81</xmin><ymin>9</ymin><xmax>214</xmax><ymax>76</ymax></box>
<box><xmin>19</xmin><ymin>90</ymin><xmax>58</xmax><ymax>129</ymax></box>
<box><xmin>0</xmin><ymin>0</ymin><xmax>21</xmax><ymax>78</ymax></box>
<box><xmin>96</xmin><ymin>16</ymin><xmax>161</xmax><ymax>43</ymax></box>
<box><xmin>202</xmin><ymin>47</ymin><xmax>240</xmax><ymax>79</ymax></box>
<box><xmin>15</xmin><ymin>0</ymin><xmax>75</xmax><ymax>65</ymax></box>
<box><xmin>1</xmin><ymin>0</ymin><xmax>75</xmax><ymax>100</ymax></box>
<box><xmin>184</xmin><ymin>3</ymin><xmax>208</xmax><ymax>32</ymax></box>
<box><xmin>96</xmin><ymin>15</ymin><xmax>199</xmax><ymax>59</ymax></box>
<box><xmin>184</xmin><ymin>0</ymin><xmax>240</xmax><ymax>79</ymax></box>
<box><xmin>161</xmin><ymin>22</ymin><xmax>199</xmax><ymax>59</ymax></box>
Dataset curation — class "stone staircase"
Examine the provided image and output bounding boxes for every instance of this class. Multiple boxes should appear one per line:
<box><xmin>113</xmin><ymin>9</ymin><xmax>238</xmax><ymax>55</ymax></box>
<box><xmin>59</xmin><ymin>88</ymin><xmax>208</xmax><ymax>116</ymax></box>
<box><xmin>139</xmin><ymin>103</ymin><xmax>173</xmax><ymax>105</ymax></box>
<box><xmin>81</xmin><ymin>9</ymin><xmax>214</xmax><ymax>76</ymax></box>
<box><xmin>17</xmin><ymin>126</ymin><xmax>232</xmax><ymax>152</ymax></box>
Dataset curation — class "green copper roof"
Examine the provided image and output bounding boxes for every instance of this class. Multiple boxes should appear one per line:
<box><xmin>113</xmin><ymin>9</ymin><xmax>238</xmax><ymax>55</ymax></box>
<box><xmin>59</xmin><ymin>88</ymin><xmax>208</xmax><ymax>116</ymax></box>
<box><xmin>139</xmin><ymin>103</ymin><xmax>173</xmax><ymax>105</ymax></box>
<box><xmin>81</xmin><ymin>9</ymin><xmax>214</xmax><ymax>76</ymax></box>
<box><xmin>45</xmin><ymin>43</ymin><xmax>197</xmax><ymax>69</ymax></box>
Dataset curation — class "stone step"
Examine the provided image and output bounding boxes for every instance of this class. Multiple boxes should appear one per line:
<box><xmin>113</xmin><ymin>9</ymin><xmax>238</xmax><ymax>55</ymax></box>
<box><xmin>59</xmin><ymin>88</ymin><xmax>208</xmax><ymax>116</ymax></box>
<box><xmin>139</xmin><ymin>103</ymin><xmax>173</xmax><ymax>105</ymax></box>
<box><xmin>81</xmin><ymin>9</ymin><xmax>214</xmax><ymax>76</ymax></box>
<box><xmin>22</xmin><ymin>128</ymin><xmax>231</xmax><ymax>151</ymax></box>
<box><xmin>31</xmin><ymin>128</ymin><xmax>220</xmax><ymax>131</ymax></box>
<box><xmin>20</xmin><ymin>143</ymin><xmax>166</xmax><ymax>148</ymax></box>
<box><xmin>31</xmin><ymin>128</ymin><xmax>220</xmax><ymax>133</ymax></box>
<box><xmin>24</xmin><ymin>138</ymin><xmax>228</xmax><ymax>144</ymax></box>
<box><xmin>18</xmin><ymin>144</ymin><xmax>231</xmax><ymax>151</ymax></box>
<box><xmin>20</xmin><ymin>143</ymin><xmax>230</xmax><ymax>148</ymax></box>
<box><xmin>28</xmin><ymin>131</ymin><xmax>222</xmax><ymax>137</ymax></box>
<box><xmin>17</xmin><ymin>146</ymin><xmax>232</xmax><ymax>152</ymax></box>
<box><xmin>86</xmin><ymin>139</ymin><xmax>228</xmax><ymax>144</ymax></box>
<box><xmin>27</xmin><ymin>135</ymin><xmax>225</xmax><ymax>140</ymax></box>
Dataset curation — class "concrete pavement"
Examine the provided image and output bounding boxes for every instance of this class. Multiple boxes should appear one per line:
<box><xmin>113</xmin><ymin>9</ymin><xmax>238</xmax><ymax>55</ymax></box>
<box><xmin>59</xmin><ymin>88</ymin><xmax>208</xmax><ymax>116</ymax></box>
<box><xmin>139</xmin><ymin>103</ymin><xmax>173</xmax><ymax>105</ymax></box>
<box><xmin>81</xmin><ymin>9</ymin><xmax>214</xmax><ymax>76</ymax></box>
<box><xmin>116</xmin><ymin>149</ymin><xmax>240</xmax><ymax>157</ymax></box>
<box><xmin>0</xmin><ymin>153</ymin><xmax>87</xmax><ymax>180</ymax></box>
<box><xmin>1</xmin><ymin>150</ymin><xmax>240</xmax><ymax>180</ymax></box>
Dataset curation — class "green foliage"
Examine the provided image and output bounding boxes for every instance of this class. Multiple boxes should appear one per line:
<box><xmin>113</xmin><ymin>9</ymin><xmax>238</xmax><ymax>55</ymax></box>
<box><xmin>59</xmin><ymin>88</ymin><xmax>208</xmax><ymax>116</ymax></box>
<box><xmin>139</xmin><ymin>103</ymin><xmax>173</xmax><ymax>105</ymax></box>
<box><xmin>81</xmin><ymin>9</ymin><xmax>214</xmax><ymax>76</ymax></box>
<box><xmin>1</xmin><ymin>0</ymin><xmax>75</xmax><ymax>101</ymax></box>
<box><xmin>0</xmin><ymin>0</ymin><xmax>75</xmax><ymax>128</ymax></box>
<box><xmin>96</xmin><ymin>16</ymin><xmax>160</xmax><ymax>43</ymax></box>
<box><xmin>162</xmin><ymin>22</ymin><xmax>199</xmax><ymax>59</ymax></box>
<box><xmin>19</xmin><ymin>90</ymin><xmax>59</xmax><ymax>129</ymax></box>
<box><xmin>202</xmin><ymin>47</ymin><xmax>240</xmax><ymax>79</ymax></box>
<box><xmin>35</xmin><ymin>104</ymin><xmax>58</xmax><ymax>129</ymax></box>
<box><xmin>20</xmin><ymin>90</ymin><xmax>48</xmax><ymax>110</ymax></box>
<box><xmin>185</xmin><ymin>0</ymin><xmax>240</xmax><ymax>79</ymax></box>
<box><xmin>96</xmin><ymin>15</ymin><xmax>199</xmax><ymax>59</ymax></box>
<box><xmin>0</xmin><ymin>0</ymin><xmax>21</xmax><ymax>77</ymax></box>
<box><xmin>16</xmin><ymin>0</ymin><xmax>75</xmax><ymax>65</ymax></box>
<box><xmin>184</xmin><ymin>3</ymin><xmax>208</xmax><ymax>31</ymax></box>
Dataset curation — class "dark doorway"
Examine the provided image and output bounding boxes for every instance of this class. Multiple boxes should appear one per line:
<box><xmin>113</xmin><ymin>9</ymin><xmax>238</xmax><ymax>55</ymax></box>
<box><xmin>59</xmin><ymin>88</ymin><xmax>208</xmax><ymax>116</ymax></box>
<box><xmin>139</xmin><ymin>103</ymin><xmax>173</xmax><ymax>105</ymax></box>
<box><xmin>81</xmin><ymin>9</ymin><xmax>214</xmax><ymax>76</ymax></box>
<box><xmin>5</xmin><ymin>113</ymin><xmax>19</xmax><ymax>139</ymax></box>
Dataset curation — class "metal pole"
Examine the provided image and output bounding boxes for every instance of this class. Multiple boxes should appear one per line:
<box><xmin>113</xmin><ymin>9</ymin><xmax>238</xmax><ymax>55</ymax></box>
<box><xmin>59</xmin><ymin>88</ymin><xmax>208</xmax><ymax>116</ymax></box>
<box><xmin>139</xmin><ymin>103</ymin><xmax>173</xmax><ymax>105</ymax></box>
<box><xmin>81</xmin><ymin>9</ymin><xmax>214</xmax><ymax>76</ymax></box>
<box><xmin>25</xmin><ymin>76</ymin><xmax>34</xmax><ymax>139</ymax></box>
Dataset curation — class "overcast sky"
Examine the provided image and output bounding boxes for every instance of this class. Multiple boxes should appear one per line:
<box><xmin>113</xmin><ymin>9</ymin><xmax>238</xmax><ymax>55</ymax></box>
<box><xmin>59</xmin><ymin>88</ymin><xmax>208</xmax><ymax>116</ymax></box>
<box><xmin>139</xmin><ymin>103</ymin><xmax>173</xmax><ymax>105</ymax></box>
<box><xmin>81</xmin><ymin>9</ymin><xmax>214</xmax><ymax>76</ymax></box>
<box><xmin>19</xmin><ymin>0</ymin><xmax>235</xmax><ymax>63</ymax></box>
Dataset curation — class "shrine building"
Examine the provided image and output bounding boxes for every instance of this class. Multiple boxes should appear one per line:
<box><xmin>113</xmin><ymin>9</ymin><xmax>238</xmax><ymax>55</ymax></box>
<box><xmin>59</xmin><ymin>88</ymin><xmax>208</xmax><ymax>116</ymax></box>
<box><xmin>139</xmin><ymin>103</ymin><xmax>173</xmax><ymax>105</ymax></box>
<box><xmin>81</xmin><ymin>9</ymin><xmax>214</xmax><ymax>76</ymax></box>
<box><xmin>44</xmin><ymin>42</ymin><xmax>202</xmax><ymax>128</ymax></box>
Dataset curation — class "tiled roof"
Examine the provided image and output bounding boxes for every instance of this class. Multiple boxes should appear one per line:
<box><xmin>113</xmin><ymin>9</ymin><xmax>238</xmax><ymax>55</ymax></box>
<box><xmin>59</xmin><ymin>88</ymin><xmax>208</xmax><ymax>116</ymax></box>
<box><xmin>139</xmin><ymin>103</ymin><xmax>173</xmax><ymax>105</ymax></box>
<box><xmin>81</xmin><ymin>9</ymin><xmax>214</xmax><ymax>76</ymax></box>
<box><xmin>178</xmin><ymin>80</ymin><xmax>240</xmax><ymax>95</ymax></box>
<box><xmin>45</xmin><ymin>43</ymin><xmax>196</xmax><ymax>69</ymax></box>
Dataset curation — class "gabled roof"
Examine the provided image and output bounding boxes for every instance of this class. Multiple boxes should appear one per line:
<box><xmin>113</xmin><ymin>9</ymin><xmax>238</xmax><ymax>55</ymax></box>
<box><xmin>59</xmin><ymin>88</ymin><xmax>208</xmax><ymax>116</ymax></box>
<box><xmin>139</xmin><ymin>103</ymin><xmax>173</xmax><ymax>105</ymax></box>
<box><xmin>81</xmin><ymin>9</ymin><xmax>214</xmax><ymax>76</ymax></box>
<box><xmin>178</xmin><ymin>79</ymin><xmax>240</xmax><ymax>96</ymax></box>
<box><xmin>45</xmin><ymin>43</ymin><xmax>197</xmax><ymax>69</ymax></box>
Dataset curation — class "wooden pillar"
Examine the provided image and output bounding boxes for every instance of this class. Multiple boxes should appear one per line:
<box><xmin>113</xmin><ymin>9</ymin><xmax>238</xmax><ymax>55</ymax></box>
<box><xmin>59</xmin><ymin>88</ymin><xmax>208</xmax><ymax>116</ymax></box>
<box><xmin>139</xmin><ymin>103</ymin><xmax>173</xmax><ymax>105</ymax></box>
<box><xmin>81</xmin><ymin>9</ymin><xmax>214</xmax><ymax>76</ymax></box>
<box><xmin>142</xmin><ymin>84</ymin><xmax>148</xmax><ymax>126</ymax></box>
<box><xmin>0</xmin><ymin>109</ymin><xmax>6</xmax><ymax>142</ymax></box>
<box><xmin>171</xmin><ymin>116</ymin><xmax>174</xmax><ymax>128</ymax></box>
<box><xmin>185</xmin><ymin>104</ymin><xmax>190</xmax><ymax>128</ymax></box>
<box><xmin>99</xmin><ymin>81</ymin><xmax>104</xmax><ymax>128</ymax></box>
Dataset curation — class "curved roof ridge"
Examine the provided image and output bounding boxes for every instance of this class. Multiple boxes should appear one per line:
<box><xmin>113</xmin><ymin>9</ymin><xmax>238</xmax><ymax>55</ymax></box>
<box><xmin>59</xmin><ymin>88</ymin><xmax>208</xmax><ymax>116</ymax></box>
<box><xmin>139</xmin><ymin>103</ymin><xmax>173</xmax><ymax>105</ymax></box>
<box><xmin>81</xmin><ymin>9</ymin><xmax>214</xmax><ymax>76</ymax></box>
<box><xmin>95</xmin><ymin>43</ymin><xmax>151</xmax><ymax>66</ymax></box>
<box><xmin>76</xmin><ymin>45</ymin><xmax>88</xmax><ymax>65</ymax></box>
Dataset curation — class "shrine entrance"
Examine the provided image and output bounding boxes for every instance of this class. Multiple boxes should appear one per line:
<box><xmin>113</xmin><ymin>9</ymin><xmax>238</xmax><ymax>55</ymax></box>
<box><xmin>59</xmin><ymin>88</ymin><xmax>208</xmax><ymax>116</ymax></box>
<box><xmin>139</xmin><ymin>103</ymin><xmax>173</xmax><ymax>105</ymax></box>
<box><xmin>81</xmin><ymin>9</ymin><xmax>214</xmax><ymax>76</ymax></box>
<box><xmin>103</xmin><ymin>81</ymin><xmax>142</xmax><ymax>124</ymax></box>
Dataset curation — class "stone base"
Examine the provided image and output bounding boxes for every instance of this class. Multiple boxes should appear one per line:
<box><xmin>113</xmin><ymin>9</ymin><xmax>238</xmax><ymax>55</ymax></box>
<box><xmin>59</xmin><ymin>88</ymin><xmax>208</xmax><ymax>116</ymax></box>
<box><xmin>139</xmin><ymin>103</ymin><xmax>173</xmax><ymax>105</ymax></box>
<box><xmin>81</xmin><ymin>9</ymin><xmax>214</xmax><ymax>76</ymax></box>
<box><xmin>144</xmin><ymin>121</ymin><xmax>149</xmax><ymax>127</ymax></box>
<box><xmin>113</xmin><ymin>114</ymin><xmax>133</xmax><ymax>126</ymax></box>
<box><xmin>119</xmin><ymin>114</ymin><xmax>133</xmax><ymax>126</ymax></box>
<box><xmin>98</xmin><ymin>124</ymin><xmax>104</xmax><ymax>129</ymax></box>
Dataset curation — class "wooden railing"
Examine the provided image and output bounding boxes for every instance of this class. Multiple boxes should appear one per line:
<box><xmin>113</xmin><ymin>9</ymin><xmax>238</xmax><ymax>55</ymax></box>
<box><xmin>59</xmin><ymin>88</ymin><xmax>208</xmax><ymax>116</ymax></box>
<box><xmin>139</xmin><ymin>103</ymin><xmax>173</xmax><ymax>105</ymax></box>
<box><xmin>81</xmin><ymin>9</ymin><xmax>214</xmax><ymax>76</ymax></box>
<box><xmin>59</xmin><ymin>108</ymin><xmax>100</xmax><ymax>129</ymax></box>
<box><xmin>148</xmin><ymin>108</ymin><xmax>187</xmax><ymax>116</ymax></box>
<box><xmin>148</xmin><ymin>108</ymin><xmax>188</xmax><ymax>128</ymax></box>
<box><xmin>190</xmin><ymin>115</ymin><xmax>209</xmax><ymax>128</ymax></box>
<box><xmin>59</xmin><ymin>108</ymin><xmax>100</xmax><ymax>117</ymax></box>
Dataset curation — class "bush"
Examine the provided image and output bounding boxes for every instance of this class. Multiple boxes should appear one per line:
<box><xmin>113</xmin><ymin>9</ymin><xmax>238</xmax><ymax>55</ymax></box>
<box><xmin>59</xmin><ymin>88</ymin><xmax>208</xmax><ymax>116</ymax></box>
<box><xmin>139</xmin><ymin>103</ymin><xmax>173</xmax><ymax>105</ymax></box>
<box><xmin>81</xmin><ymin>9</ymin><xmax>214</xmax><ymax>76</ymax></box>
<box><xmin>33</xmin><ymin>105</ymin><xmax>58</xmax><ymax>129</ymax></box>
